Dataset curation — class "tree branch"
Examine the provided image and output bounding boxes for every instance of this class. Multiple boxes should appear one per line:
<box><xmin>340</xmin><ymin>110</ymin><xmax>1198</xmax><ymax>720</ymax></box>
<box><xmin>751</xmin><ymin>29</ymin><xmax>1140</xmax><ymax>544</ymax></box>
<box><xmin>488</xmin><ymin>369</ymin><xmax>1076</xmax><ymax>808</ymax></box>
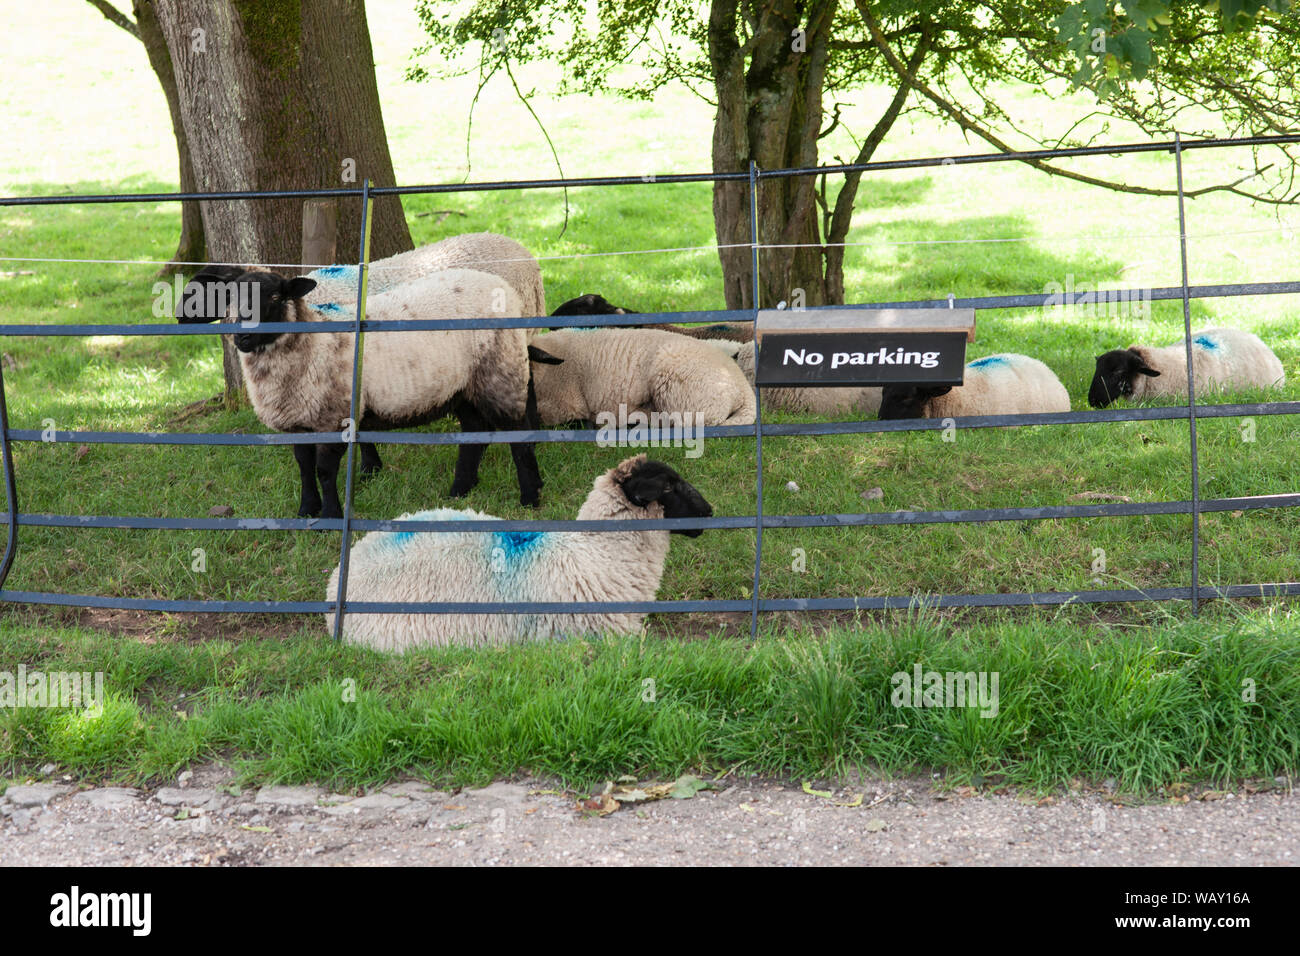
<box><xmin>854</xmin><ymin>0</ymin><xmax>1295</xmax><ymax>206</ymax></box>
<box><xmin>87</xmin><ymin>0</ymin><xmax>137</xmax><ymax>38</ymax></box>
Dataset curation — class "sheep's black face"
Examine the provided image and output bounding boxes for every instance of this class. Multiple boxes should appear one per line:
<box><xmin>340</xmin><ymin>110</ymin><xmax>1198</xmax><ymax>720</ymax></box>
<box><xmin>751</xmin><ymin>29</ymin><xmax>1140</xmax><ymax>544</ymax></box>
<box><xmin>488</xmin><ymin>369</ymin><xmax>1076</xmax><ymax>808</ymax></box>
<box><xmin>1088</xmin><ymin>349</ymin><xmax>1159</xmax><ymax>408</ymax></box>
<box><xmin>228</xmin><ymin>273</ymin><xmax>318</xmax><ymax>353</ymax></box>
<box><xmin>620</xmin><ymin>459</ymin><xmax>712</xmax><ymax>537</ymax></box>
<box><xmin>551</xmin><ymin>293</ymin><xmax>632</xmax><ymax>316</ymax></box>
<box><xmin>878</xmin><ymin>384</ymin><xmax>951</xmax><ymax>420</ymax></box>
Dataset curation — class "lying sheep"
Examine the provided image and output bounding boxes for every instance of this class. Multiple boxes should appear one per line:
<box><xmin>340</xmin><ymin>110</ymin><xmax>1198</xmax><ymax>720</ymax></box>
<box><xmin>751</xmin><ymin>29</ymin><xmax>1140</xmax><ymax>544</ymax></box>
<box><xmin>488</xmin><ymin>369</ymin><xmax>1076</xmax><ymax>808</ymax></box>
<box><xmin>528</xmin><ymin>327</ymin><xmax>756</xmax><ymax>427</ymax></box>
<box><xmin>182</xmin><ymin>268</ymin><xmax>546</xmax><ymax>518</ymax></box>
<box><xmin>550</xmin><ymin>293</ymin><xmax>753</xmax><ymax>341</ymax></box>
<box><xmin>878</xmin><ymin>354</ymin><xmax>1071</xmax><ymax>419</ymax></box>
<box><xmin>326</xmin><ymin>455</ymin><xmax>713</xmax><ymax>650</ymax></box>
<box><xmin>734</xmin><ymin>342</ymin><xmax>881</xmax><ymax>417</ymax></box>
<box><xmin>1087</xmin><ymin>327</ymin><xmax>1285</xmax><ymax>408</ymax></box>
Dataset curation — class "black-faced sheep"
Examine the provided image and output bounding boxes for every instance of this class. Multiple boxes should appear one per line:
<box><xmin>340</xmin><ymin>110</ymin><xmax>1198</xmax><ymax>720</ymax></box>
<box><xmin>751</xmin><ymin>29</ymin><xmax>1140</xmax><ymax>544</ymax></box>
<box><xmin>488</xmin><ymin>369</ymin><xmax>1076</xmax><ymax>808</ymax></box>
<box><xmin>528</xmin><ymin>327</ymin><xmax>756</xmax><ymax>427</ymax></box>
<box><xmin>878</xmin><ymin>353</ymin><xmax>1071</xmax><ymax>419</ymax></box>
<box><xmin>183</xmin><ymin>268</ymin><xmax>547</xmax><ymax>519</ymax></box>
<box><xmin>326</xmin><ymin>455</ymin><xmax>713</xmax><ymax>650</ymax></box>
<box><xmin>1087</xmin><ymin>327</ymin><xmax>1285</xmax><ymax>408</ymax></box>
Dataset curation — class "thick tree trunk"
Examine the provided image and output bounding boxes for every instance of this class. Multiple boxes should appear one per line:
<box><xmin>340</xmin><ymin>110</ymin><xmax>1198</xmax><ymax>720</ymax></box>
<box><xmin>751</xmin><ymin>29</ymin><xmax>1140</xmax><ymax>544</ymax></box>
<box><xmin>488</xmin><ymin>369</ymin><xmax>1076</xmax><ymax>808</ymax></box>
<box><xmin>132</xmin><ymin>0</ymin><xmax>205</xmax><ymax>276</ymax></box>
<box><xmin>154</xmin><ymin>0</ymin><xmax>412</xmax><ymax>400</ymax></box>
<box><xmin>710</xmin><ymin>1</ymin><xmax>837</xmax><ymax>310</ymax></box>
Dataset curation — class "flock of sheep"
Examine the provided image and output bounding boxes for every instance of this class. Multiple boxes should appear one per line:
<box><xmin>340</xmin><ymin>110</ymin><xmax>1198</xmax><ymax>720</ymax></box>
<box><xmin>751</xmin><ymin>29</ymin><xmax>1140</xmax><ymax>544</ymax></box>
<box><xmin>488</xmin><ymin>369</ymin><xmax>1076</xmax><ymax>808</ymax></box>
<box><xmin>176</xmin><ymin>232</ymin><xmax>1287</xmax><ymax>652</ymax></box>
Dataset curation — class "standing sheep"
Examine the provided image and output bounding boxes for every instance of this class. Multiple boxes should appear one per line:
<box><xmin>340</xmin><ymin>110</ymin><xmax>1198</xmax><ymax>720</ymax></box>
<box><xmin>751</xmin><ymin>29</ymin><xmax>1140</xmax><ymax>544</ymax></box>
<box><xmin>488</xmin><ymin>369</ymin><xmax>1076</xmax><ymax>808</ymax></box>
<box><xmin>528</xmin><ymin>327</ymin><xmax>756</xmax><ymax>427</ymax></box>
<box><xmin>184</xmin><ymin>268</ymin><xmax>546</xmax><ymax>518</ymax></box>
<box><xmin>326</xmin><ymin>455</ymin><xmax>714</xmax><ymax>650</ymax></box>
<box><xmin>1087</xmin><ymin>327</ymin><xmax>1285</xmax><ymax>407</ymax></box>
<box><xmin>878</xmin><ymin>354</ymin><xmax>1071</xmax><ymax>419</ymax></box>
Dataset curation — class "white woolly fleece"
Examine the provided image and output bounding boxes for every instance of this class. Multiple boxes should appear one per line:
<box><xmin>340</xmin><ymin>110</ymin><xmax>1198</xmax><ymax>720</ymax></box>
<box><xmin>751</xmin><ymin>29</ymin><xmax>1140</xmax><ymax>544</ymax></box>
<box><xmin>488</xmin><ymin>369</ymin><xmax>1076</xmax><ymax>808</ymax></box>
<box><xmin>326</xmin><ymin>456</ymin><xmax>678</xmax><ymax>650</ymax></box>
<box><xmin>1128</xmin><ymin>327</ymin><xmax>1285</xmax><ymax>401</ymax></box>
<box><xmin>303</xmin><ymin>232</ymin><xmax>546</xmax><ymax>317</ymax></box>
<box><xmin>241</xmin><ymin>268</ymin><xmax>529</xmax><ymax>434</ymax></box>
<box><xmin>528</xmin><ymin>328</ymin><xmax>756</xmax><ymax>426</ymax></box>
<box><xmin>734</xmin><ymin>341</ymin><xmax>882</xmax><ymax>416</ymax></box>
<box><xmin>923</xmin><ymin>353</ymin><xmax>1071</xmax><ymax>418</ymax></box>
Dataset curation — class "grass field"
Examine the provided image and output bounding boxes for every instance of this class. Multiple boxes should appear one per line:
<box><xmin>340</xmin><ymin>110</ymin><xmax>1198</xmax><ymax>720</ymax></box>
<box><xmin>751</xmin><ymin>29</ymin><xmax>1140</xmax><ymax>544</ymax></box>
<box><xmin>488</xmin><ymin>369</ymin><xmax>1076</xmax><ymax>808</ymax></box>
<box><xmin>0</xmin><ymin>1</ymin><xmax>1297</xmax><ymax>790</ymax></box>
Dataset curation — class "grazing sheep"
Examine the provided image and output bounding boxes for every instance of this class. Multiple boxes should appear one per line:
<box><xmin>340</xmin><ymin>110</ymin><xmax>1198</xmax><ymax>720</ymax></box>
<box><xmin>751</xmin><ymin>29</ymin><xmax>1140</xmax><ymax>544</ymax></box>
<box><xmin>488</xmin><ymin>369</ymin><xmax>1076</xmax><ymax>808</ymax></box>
<box><xmin>183</xmin><ymin>268</ymin><xmax>546</xmax><ymax>518</ymax></box>
<box><xmin>878</xmin><ymin>354</ymin><xmax>1071</xmax><ymax>419</ymax></box>
<box><xmin>549</xmin><ymin>293</ymin><xmax>753</xmax><ymax>341</ymax></box>
<box><xmin>326</xmin><ymin>455</ymin><xmax>713</xmax><ymax>650</ymax></box>
<box><xmin>734</xmin><ymin>342</ymin><xmax>881</xmax><ymax>417</ymax></box>
<box><xmin>1087</xmin><ymin>327</ymin><xmax>1285</xmax><ymax>408</ymax></box>
<box><xmin>528</xmin><ymin>327</ymin><xmax>756</xmax><ymax>427</ymax></box>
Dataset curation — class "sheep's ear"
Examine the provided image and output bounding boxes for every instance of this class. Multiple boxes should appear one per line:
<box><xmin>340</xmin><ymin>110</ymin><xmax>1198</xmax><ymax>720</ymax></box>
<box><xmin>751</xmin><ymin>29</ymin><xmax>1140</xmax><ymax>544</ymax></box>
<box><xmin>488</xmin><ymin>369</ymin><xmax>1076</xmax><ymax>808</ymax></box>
<box><xmin>621</xmin><ymin>460</ymin><xmax>676</xmax><ymax>507</ymax></box>
<box><xmin>528</xmin><ymin>345</ymin><xmax>563</xmax><ymax>365</ymax></box>
<box><xmin>1127</xmin><ymin>349</ymin><xmax>1160</xmax><ymax>377</ymax></box>
<box><xmin>176</xmin><ymin>265</ymin><xmax>246</xmax><ymax>322</ymax></box>
<box><xmin>285</xmin><ymin>277</ymin><xmax>317</xmax><ymax>300</ymax></box>
<box><xmin>920</xmin><ymin>385</ymin><xmax>953</xmax><ymax>398</ymax></box>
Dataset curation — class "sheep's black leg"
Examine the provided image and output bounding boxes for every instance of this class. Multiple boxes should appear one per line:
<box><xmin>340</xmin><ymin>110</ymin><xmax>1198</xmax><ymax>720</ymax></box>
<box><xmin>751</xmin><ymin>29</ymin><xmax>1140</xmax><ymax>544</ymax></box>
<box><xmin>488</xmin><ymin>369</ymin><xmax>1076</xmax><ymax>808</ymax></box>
<box><xmin>359</xmin><ymin>441</ymin><xmax>383</xmax><ymax>478</ymax></box>
<box><xmin>315</xmin><ymin>442</ymin><xmax>347</xmax><ymax>520</ymax></box>
<box><xmin>293</xmin><ymin>443</ymin><xmax>322</xmax><ymax>518</ymax></box>
<box><xmin>509</xmin><ymin>379</ymin><xmax>544</xmax><ymax>507</ymax></box>
<box><xmin>449</xmin><ymin>402</ymin><xmax>488</xmax><ymax>498</ymax></box>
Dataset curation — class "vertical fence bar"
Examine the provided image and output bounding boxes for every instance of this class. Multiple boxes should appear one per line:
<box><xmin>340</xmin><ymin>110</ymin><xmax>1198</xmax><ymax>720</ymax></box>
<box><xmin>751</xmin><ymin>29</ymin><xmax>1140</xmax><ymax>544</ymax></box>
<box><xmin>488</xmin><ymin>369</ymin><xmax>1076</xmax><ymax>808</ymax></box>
<box><xmin>331</xmin><ymin>179</ymin><xmax>374</xmax><ymax>640</ymax></box>
<box><xmin>1173</xmin><ymin>134</ymin><xmax>1201</xmax><ymax>614</ymax></box>
<box><xmin>0</xmin><ymin>356</ymin><xmax>18</xmax><ymax>590</ymax></box>
<box><xmin>749</xmin><ymin>160</ymin><xmax>764</xmax><ymax>637</ymax></box>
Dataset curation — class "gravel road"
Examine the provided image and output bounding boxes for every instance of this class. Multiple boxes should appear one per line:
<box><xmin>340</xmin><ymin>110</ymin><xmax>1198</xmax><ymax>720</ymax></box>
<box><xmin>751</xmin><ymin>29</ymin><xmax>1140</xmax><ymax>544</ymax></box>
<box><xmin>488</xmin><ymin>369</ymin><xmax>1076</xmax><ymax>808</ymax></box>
<box><xmin>1</xmin><ymin>765</ymin><xmax>1294</xmax><ymax>866</ymax></box>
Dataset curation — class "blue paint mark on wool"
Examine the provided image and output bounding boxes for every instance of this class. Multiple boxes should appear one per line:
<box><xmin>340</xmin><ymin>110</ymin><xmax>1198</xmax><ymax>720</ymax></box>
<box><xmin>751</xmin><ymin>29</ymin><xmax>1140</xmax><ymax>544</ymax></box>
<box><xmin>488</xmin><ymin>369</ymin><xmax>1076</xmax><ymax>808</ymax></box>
<box><xmin>314</xmin><ymin>265</ymin><xmax>357</xmax><ymax>280</ymax></box>
<box><xmin>968</xmin><ymin>355</ymin><xmax>1010</xmax><ymax>370</ymax></box>
<box><xmin>378</xmin><ymin>508</ymin><xmax>483</xmax><ymax>550</ymax></box>
<box><xmin>492</xmin><ymin>530</ymin><xmax>547</xmax><ymax>564</ymax></box>
<box><xmin>310</xmin><ymin>302</ymin><xmax>344</xmax><ymax>315</ymax></box>
<box><xmin>1193</xmin><ymin>334</ymin><xmax>1220</xmax><ymax>351</ymax></box>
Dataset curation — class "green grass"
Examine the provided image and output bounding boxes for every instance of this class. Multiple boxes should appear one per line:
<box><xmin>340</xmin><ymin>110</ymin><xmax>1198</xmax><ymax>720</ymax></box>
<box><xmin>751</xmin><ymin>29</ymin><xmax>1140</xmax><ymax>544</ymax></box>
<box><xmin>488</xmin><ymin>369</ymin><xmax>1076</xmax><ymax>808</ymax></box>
<box><xmin>1</xmin><ymin>1</ymin><xmax>1298</xmax><ymax>791</ymax></box>
<box><xmin>1</xmin><ymin>614</ymin><xmax>1296</xmax><ymax>792</ymax></box>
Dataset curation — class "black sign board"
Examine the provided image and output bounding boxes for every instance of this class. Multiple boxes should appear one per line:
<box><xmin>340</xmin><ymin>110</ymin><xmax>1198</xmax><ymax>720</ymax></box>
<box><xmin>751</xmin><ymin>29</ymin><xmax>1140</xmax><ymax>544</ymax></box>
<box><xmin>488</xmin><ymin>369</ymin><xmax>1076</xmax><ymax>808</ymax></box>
<box><xmin>753</xmin><ymin>307</ymin><xmax>975</xmax><ymax>388</ymax></box>
<box><xmin>757</xmin><ymin>331</ymin><xmax>969</xmax><ymax>386</ymax></box>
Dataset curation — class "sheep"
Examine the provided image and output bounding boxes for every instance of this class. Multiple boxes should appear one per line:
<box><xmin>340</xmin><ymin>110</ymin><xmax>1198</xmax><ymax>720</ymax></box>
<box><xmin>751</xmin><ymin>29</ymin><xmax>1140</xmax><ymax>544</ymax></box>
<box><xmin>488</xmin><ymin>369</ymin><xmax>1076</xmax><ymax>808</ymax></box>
<box><xmin>177</xmin><ymin>233</ymin><xmax>548</xmax><ymax>484</ymax></box>
<box><xmin>878</xmin><ymin>353</ymin><xmax>1071</xmax><ymax>419</ymax></box>
<box><xmin>325</xmin><ymin>455</ymin><xmax>713</xmax><ymax>650</ymax></box>
<box><xmin>734</xmin><ymin>341</ymin><xmax>882</xmax><ymax>417</ymax></box>
<box><xmin>177</xmin><ymin>232</ymin><xmax>546</xmax><ymax>321</ymax></box>
<box><xmin>181</xmin><ymin>268</ymin><xmax>548</xmax><ymax>519</ymax></box>
<box><xmin>1087</xmin><ymin>327</ymin><xmax>1285</xmax><ymax>408</ymax></box>
<box><xmin>549</xmin><ymin>293</ymin><xmax>753</xmax><ymax>341</ymax></box>
<box><xmin>527</xmin><ymin>327</ymin><xmax>756</xmax><ymax>427</ymax></box>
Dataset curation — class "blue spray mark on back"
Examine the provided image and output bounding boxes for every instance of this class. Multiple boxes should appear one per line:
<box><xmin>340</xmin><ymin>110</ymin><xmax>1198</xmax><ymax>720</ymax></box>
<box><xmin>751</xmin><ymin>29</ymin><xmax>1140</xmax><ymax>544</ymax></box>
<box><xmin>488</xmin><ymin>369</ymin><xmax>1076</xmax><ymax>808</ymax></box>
<box><xmin>1192</xmin><ymin>334</ymin><xmax>1220</xmax><ymax>351</ymax></box>
<box><xmin>313</xmin><ymin>265</ymin><xmax>357</xmax><ymax>280</ymax></box>
<box><xmin>492</xmin><ymin>530</ymin><xmax>547</xmax><ymax>564</ymax></box>
<box><xmin>310</xmin><ymin>302</ymin><xmax>345</xmax><ymax>315</ymax></box>
<box><xmin>968</xmin><ymin>355</ymin><xmax>1010</xmax><ymax>370</ymax></box>
<box><xmin>378</xmin><ymin>508</ymin><xmax>484</xmax><ymax>551</ymax></box>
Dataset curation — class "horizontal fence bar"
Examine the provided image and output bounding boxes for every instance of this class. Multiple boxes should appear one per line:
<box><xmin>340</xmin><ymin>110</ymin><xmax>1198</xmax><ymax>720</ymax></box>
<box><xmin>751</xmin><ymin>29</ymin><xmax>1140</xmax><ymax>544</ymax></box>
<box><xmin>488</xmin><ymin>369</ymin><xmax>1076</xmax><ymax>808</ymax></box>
<box><xmin>9</xmin><ymin>401</ymin><xmax>1298</xmax><ymax>448</ymax></box>
<box><xmin>4</xmin><ymin>582</ymin><xmax>1298</xmax><ymax>616</ymax></box>
<box><xmin>4</xmin><ymin>134</ymin><xmax>1297</xmax><ymax>208</ymax></box>
<box><xmin>4</xmin><ymin>492</ymin><xmax>1295</xmax><ymax>535</ymax></box>
<box><xmin>2</xmin><ymin>281</ymin><xmax>1295</xmax><ymax>340</ymax></box>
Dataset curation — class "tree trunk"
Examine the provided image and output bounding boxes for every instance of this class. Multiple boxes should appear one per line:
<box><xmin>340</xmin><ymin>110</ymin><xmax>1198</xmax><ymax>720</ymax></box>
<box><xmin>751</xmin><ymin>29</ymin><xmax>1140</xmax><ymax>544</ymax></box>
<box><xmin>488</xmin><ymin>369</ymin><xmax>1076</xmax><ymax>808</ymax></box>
<box><xmin>132</xmin><ymin>0</ymin><xmax>205</xmax><ymax>276</ymax></box>
<box><xmin>153</xmin><ymin>0</ymin><xmax>413</xmax><ymax>400</ymax></box>
<box><xmin>710</xmin><ymin>1</ymin><xmax>837</xmax><ymax>310</ymax></box>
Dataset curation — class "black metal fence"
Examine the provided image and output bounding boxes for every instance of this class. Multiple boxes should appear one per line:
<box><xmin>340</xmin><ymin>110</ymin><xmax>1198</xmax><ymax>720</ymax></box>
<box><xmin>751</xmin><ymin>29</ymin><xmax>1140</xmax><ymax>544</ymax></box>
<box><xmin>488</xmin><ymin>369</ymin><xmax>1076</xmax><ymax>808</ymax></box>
<box><xmin>2</xmin><ymin>132</ymin><xmax>1298</xmax><ymax>638</ymax></box>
